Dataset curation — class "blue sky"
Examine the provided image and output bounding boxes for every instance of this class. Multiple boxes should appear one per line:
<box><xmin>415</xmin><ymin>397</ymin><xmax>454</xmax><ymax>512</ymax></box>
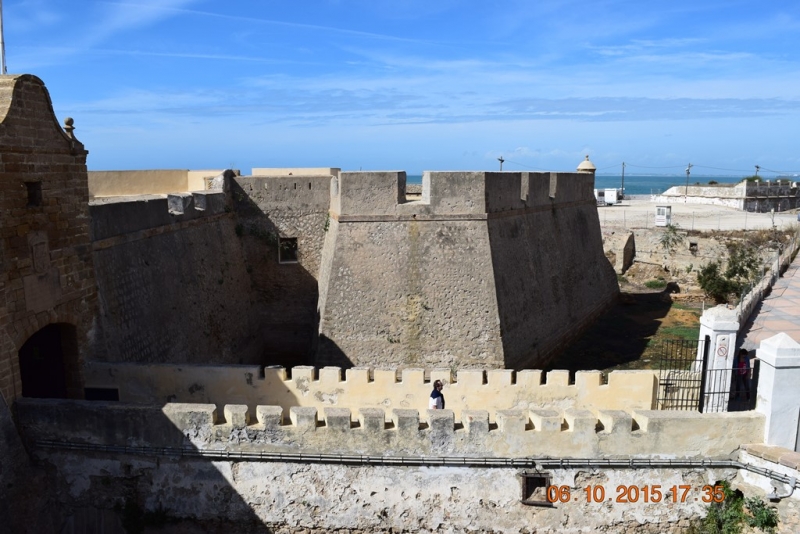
<box><xmin>7</xmin><ymin>0</ymin><xmax>800</xmax><ymax>176</ymax></box>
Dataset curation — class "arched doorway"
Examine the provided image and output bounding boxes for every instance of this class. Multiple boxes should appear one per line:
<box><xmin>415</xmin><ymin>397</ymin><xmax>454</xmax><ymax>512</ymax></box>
<box><xmin>18</xmin><ymin>323</ymin><xmax>80</xmax><ymax>399</ymax></box>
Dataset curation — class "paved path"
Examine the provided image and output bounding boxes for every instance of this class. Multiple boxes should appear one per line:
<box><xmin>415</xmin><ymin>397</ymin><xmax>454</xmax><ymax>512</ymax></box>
<box><xmin>740</xmin><ymin>259</ymin><xmax>800</xmax><ymax>350</ymax></box>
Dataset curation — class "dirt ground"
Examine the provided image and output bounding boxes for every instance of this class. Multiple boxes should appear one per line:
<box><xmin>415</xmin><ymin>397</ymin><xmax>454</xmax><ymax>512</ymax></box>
<box><xmin>552</xmin><ymin>289</ymin><xmax>703</xmax><ymax>372</ymax></box>
<box><xmin>555</xmin><ymin>226</ymin><xmax>797</xmax><ymax>373</ymax></box>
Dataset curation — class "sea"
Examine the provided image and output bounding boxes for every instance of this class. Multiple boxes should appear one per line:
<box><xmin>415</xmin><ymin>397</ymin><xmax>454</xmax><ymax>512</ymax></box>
<box><xmin>405</xmin><ymin>174</ymin><xmax>749</xmax><ymax>196</ymax></box>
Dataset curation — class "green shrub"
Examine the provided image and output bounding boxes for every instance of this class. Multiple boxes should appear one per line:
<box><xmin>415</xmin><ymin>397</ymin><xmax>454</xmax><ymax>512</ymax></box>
<box><xmin>660</xmin><ymin>224</ymin><xmax>684</xmax><ymax>254</ymax></box>
<box><xmin>698</xmin><ymin>262</ymin><xmax>735</xmax><ymax>303</ymax></box>
<box><xmin>698</xmin><ymin>243</ymin><xmax>761</xmax><ymax>303</ymax></box>
<box><xmin>645</xmin><ymin>279</ymin><xmax>667</xmax><ymax>289</ymax></box>
<box><xmin>745</xmin><ymin>496</ymin><xmax>779</xmax><ymax>533</ymax></box>
<box><xmin>702</xmin><ymin>481</ymin><xmax>745</xmax><ymax>534</ymax></box>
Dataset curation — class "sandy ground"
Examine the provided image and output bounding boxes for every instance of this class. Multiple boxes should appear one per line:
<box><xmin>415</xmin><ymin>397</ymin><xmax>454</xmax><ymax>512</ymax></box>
<box><xmin>598</xmin><ymin>199</ymin><xmax>798</xmax><ymax>232</ymax></box>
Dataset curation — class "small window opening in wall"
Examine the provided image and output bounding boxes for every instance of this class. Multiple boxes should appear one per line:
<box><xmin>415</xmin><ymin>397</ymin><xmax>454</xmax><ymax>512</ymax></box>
<box><xmin>84</xmin><ymin>387</ymin><xmax>120</xmax><ymax>401</ymax></box>
<box><xmin>279</xmin><ymin>237</ymin><xmax>299</xmax><ymax>263</ymax></box>
<box><xmin>25</xmin><ymin>181</ymin><xmax>42</xmax><ymax>207</ymax></box>
<box><xmin>519</xmin><ymin>473</ymin><xmax>553</xmax><ymax>506</ymax></box>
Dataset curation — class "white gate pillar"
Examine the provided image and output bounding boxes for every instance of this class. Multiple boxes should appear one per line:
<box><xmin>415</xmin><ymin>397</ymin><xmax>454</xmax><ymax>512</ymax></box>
<box><xmin>698</xmin><ymin>305</ymin><xmax>739</xmax><ymax>412</ymax></box>
<box><xmin>755</xmin><ymin>333</ymin><xmax>800</xmax><ymax>451</ymax></box>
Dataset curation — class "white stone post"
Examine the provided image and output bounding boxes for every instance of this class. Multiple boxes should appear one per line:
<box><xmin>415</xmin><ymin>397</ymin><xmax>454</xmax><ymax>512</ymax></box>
<box><xmin>755</xmin><ymin>333</ymin><xmax>800</xmax><ymax>451</ymax></box>
<box><xmin>697</xmin><ymin>305</ymin><xmax>739</xmax><ymax>412</ymax></box>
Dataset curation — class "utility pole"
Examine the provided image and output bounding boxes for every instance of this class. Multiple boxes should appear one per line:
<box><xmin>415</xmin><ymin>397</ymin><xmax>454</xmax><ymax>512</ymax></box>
<box><xmin>497</xmin><ymin>156</ymin><xmax>504</xmax><ymax>171</ymax></box>
<box><xmin>621</xmin><ymin>162</ymin><xmax>626</xmax><ymax>201</ymax></box>
<box><xmin>685</xmin><ymin>163</ymin><xmax>693</xmax><ymax>203</ymax></box>
<box><xmin>0</xmin><ymin>0</ymin><xmax>7</xmax><ymax>74</ymax></box>
<box><xmin>755</xmin><ymin>165</ymin><xmax>760</xmax><ymax>177</ymax></box>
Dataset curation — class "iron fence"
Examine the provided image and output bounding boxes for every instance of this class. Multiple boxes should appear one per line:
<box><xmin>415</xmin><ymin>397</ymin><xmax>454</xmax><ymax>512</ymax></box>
<box><xmin>655</xmin><ymin>336</ymin><xmax>759</xmax><ymax>412</ymax></box>
<box><xmin>655</xmin><ymin>337</ymin><xmax>708</xmax><ymax>411</ymax></box>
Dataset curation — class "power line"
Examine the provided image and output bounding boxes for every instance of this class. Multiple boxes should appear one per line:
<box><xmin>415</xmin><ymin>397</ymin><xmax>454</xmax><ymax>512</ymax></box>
<box><xmin>624</xmin><ymin>163</ymin><xmax>687</xmax><ymax>170</ymax></box>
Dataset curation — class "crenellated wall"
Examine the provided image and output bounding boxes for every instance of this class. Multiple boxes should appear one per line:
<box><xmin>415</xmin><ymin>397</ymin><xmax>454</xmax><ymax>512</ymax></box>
<box><xmin>317</xmin><ymin>171</ymin><xmax>618</xmax><ymax>368</ymax></box>
<box><xmin>17</xmin><ymin>397</ymin><xmax>763</xmax><ymax>459</ymax></box>
<box><xmin>83</xmin><ymin>363</ymin><xmax>658</xmax><ymax>422</ymax></box>
<box><xmin>88</xmin><ymin>190</ymin><xmax>270</xmax><ymax>365</ymax></box>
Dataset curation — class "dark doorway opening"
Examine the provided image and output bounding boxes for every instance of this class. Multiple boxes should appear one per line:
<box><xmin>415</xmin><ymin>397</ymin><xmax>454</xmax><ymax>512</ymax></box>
<box><xmin>18</xmin><ymin>323</ymin><xmax>80</xmax><ymax>399</ymax></box>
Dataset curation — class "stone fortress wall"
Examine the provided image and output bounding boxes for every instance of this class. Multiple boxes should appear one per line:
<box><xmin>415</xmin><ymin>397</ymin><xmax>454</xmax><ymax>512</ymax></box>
<box><xmin>2</xmin><ymin>73</ymin><xmax>799</xmax><ymax>533</ymax></box>
<box><xmin>88</xmin><ymin>187</ymin><xmax>272</xmax><ymax>365</ymax></box>
<box><xmin>81</xmin><ymin>161</ymin><xmax>618</xmax><ymax>370</ymax></box>
<box><xmin>14</xmin><ymin>392</ymin><xmax>769</xmax><ymax>533</ymax></box>
<box><xmin>18</xmin><ymin>395</ymin><xmax>763</xmax><ymax>459</ymax></box>
<box><xmin>317</xmin><ymin>170</ymin><xmax>618</xmax><ymax>368</ymax></box>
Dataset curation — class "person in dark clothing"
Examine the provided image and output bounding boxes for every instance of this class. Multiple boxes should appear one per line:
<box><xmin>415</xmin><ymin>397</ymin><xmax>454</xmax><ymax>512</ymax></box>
<box><xmin>429</xmin><ymin>380</ymin><xmax>445</xmax><ymax>409</ymax></box>
<box><xmin>734</xmin><ymin>348</ymin><xmax>751</xmax><ymax>400</ymax></box>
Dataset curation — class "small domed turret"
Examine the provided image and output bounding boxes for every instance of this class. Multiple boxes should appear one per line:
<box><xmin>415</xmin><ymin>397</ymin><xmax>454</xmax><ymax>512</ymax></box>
<box><xmin>577</xmin><ymin>155</ymin><xmax>596</xmax><ymax>174</ymax></box>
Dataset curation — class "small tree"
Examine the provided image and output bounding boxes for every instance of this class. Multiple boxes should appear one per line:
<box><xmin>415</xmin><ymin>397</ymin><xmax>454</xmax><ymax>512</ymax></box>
<box><xmin>698</xmin><ymin>244</ymin><xmax>761</xmax><ymax>303</ymax></box>
<box><xmin>698</xmin><ymin>262</ymin><xmax>736</xmax><ymax>303</ymax></box>
<box><xmin>659</xmin><ymin>224</ymin><xmax>684</xmax><ymax>254</ymax></box>
<box><xmin>724</xmin><ymin>243</ymin><xmax>760</xmax><ymax>290</ymax></box>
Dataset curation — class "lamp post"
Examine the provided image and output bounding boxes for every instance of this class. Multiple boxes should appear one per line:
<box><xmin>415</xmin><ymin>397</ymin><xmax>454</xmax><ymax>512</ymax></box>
<box><xmin>0</xmin><ymin>0</ymin><xmax>7</xmax><ymax>74</ymax></box>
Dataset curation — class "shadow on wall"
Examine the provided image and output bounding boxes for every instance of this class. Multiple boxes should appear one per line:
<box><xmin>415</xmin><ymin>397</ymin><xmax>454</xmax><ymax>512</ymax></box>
<box><xmin>229</xmin><ymin>180</ymin><xmax>327</xmax><ymax>369</ymax></box>
<box><xmin>15</xmin><ymin>397</ymin><xmax>285</xmax><ymax>534</ymax></box>
<box><xmin>315</xmin><ymin>333</ymin><xmax>353</xmax><ymax>369</ymax></box>
<box><xmin>9</xmin><ymin>322</ymin><xmax>283</xmax><ymax>532</ymax></box>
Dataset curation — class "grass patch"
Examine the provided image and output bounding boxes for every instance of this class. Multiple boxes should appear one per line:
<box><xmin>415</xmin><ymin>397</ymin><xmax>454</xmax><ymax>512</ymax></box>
<box><xmin>659</xmin><ymin>325</ymin><xmax>701</xmax><ymax>340</ymax></box>
<box><xmin>645</xmin><ymin>279</ymin><xmax>668</xmax><ymax>289</ymax></box>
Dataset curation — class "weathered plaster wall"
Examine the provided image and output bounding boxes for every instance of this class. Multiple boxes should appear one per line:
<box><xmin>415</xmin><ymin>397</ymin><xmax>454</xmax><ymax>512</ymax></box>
<box><xmin>30</xmin><ymin>447</ymin><xmax>735</xmax><ymax>533</ymax></box>
<box><xmin>602</xmin><ymin>230</ymin><xmax>636</xmax><ymax>274</ymax></box>
<box><xmin>89</xmin><ymin>193</ymin><xmax>267</xmax><ymax>365</ymax></box>
<box><xmin>18</xmin><ymin>399</ymin><xmax>763</xmax><ymax>459</ymax></box>
<box><xmin>17</xmin><ymin>398</ymin><xmax>761</xmax><ymax>532</ymax></box>
<box><xmin>0</xmin><ymin>397</ymin><xmax>63</xmax><ymax>534</ymax></box>
<box><xmin>488</xmin><ymin>172</ymin><xmax>618</xmax><ymax>368</ymax></box>
<box><xmin>82</xmin><ymin>364</ymin><xmax>658</xmax><ymax>422</ymax></box>
<box><xmin>318</xmin><ymin>217</ymin><xmax>502</xmax><ymax>368</ymax></box>
<box><xmin>0</xmin><ymin>74</ymin><xmax>97</xmax><ymax>403</ymax></box>
<box><xmin>317</xmin><ymin>171</ymin><xmax>618</xmax><ymax>369</ymax></box>
<box><xmin>230</xmin><ymin>174</ymin><xmax>332</xmax><ymax>363</ymax></box>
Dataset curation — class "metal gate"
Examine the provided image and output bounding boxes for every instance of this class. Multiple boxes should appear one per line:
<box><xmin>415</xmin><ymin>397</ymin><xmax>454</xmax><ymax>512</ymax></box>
<box><xmin>655</xmin><ymin>337</ymin><xmax>709</xmax><ymax>411</ymax></box>
<box><xmin>655</xmin><ymin>336</ymin><xmax>758</xmax><ymax>412</ymax></box>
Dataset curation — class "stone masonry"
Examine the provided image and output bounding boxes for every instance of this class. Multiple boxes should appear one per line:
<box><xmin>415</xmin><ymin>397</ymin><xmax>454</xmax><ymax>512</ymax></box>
<box><xmin>0</xmin><ymin>75</ymin><xmax>96</xmax><ymax>403</ymax></box>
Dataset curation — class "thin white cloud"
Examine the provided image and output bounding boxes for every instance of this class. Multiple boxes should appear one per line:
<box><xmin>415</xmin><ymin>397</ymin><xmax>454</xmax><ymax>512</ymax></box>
<box><xmin>98</xmin><ymin>1</ymin><xmax>440</xmax><ymax>45</ymax></box>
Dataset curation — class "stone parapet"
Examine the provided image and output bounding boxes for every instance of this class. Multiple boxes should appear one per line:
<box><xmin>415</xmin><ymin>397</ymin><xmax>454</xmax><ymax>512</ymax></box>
<box><xmin>330</xmin><ymin>171</ymin><xmax>596</xmax><ymax>218</ymax></box>
<box><xmin>89</xmin><ymin>191</ymin><xmax>228</xmax><ymax>241</ymax></box>
<box><xmin>17</xmin><ymin>398</ymin><xmax>764</xmax><ymax>459</ymax></box>
<box><xmin>83</xmin><ymin>363</ymin><xmax>658</xmax><ymax>423</ymax></box>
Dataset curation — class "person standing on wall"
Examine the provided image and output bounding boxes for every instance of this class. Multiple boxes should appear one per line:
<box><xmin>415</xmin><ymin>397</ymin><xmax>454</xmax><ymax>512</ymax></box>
<box><xmin>429</xmin><ymin>380</ymin><xmax>445</xmax><ymax>409</ymax></box>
